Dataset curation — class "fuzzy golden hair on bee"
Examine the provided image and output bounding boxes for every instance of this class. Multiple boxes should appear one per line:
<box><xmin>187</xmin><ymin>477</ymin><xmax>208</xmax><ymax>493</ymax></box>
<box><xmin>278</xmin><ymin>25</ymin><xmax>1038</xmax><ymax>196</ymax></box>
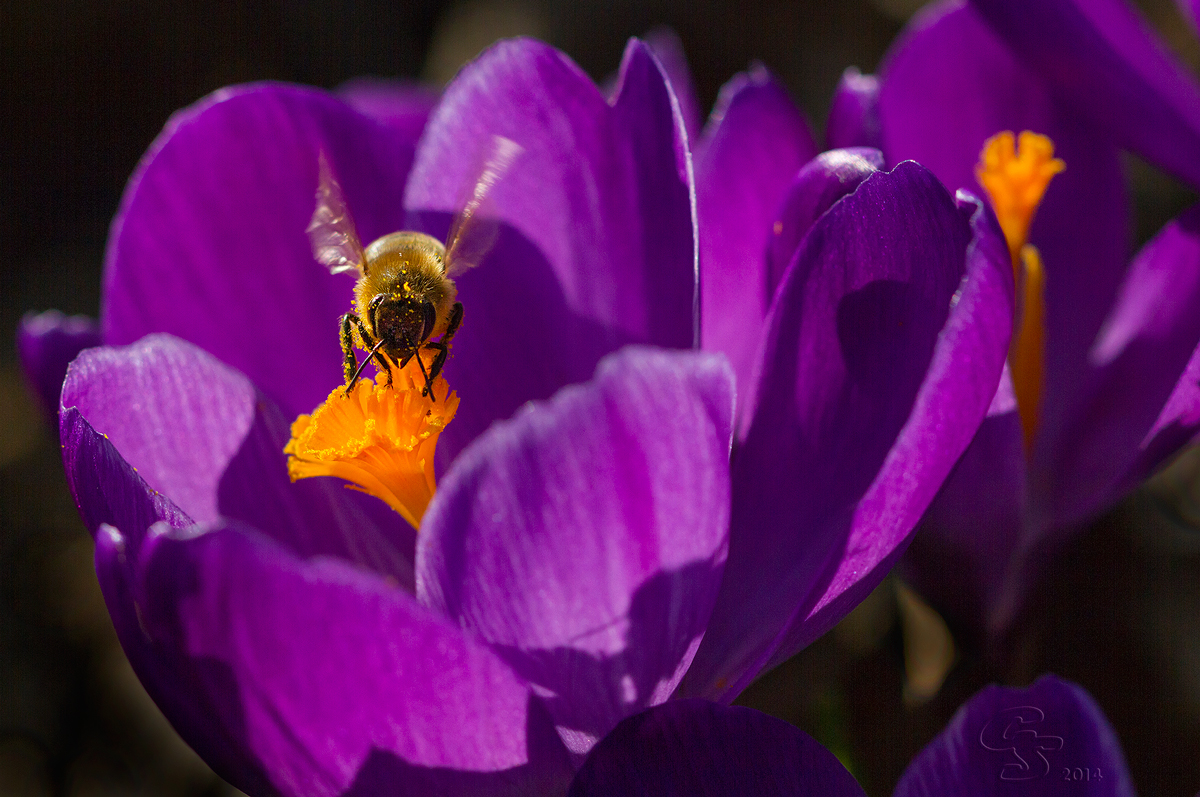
<box><xmin>306</xmin><ymin>138</ymin><xmax>522</xmax><ymax>398</ymax></box>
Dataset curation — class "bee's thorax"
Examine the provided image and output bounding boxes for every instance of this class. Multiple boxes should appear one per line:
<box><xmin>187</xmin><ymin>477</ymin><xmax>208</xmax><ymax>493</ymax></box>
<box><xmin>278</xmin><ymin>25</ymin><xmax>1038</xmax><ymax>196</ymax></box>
<box><xmin>355</xmin><ymin>230</ymin><xmax>458</xmax><ymax>344</ymax></box>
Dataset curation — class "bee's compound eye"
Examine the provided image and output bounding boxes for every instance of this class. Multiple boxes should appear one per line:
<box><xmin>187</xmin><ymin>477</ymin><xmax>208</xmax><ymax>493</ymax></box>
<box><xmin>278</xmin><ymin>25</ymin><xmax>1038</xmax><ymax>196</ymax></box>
<box><xmin>421</xmin><ymin>301</ymin><xmax>436</xmax><ymax>342</ymax></box>
<box><xmin>367</xmin><ymin>293</ymin><xmax>387</xmax><ymax>328</ymax></box>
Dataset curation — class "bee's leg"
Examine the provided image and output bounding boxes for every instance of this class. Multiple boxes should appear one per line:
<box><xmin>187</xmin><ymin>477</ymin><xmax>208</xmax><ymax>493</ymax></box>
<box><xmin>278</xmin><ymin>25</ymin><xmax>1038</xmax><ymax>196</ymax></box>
<box><xmin>422</xmin><ymin>341</ymin><xmax>449</xmax><ymax>396</ymax></box>
<box><xmin>442</xmin><ymin>302</ymin><xmax>464</xmax><ymax>345</ymax></box>
<box><xmin>340</xmin><ymin>314</ymin><xmax>361</xmax><ymax>387</ymax></box>
<box><xmin>357</xmin><ymin>319</ymin><xmax>394</xmax><ymax>387</ymax></box>
<box><xmin>415</xmin><ymin>302</ymin><xmax>462</xmax><ymax>400</ymax></box>
<box><xmin>375</xmin><ymin>347</ymin><xmax>394</xmax><ymax>388</ymax></box>
<box><xmin>347</xmin><ymin>314</ymin><xmax>393</xmax><ymax>390</ymax></box>
<box><xmin>412</xmin><ymin>345</ymin><xmax>434</xmax><ymax>398</ymax></box>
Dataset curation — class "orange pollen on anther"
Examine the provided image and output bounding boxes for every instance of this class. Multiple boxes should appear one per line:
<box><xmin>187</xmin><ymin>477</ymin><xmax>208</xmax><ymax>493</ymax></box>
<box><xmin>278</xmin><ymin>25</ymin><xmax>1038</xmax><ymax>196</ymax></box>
<box><xmin>284</xmin><ymin>358</ymin><xmax>458</xmax><ymax>531</ymax></box>
<box><xmin>976</xmin><ymin>130</ymin><xmax>1064</xmax><ymax>451</ymax></box>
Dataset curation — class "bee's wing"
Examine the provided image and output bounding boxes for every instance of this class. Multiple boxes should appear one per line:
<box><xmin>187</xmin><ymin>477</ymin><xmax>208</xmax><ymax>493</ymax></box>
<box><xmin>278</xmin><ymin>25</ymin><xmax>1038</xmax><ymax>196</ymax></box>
<box><xmin>443</xmin><ymin>135</ymin><xmax>523</xmax><ymax>278</ymax></box>
<box><xmin>307</xmin><ymin>152</ymin><xmax>365</xmax><ymax>275</ymax></box>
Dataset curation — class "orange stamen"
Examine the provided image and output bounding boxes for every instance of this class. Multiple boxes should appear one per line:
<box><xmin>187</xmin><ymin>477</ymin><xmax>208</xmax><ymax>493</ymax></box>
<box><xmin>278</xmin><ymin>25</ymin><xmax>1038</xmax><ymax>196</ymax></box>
<box><xmin>976</xmin><ymin>131</ymin><xmax>1064</xmax><ymax>450</ymax></box>
<box><xmin>285</xmin><ymin>359</ymin><xmax>458</xmax><ymax>530</ymax></box>
<box><xmin>1011</xmin><ymin>245</ymin><xmax>1045</xmax><ymax>448</ymax></box>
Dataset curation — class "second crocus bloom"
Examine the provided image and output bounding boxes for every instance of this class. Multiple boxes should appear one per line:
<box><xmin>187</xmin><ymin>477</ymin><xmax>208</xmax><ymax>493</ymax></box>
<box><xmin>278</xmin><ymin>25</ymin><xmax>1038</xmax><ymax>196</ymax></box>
<box><xmin>833</xmin><ymin>0</ymin><xmax>1200</xmax><ymax>640</ymax></box>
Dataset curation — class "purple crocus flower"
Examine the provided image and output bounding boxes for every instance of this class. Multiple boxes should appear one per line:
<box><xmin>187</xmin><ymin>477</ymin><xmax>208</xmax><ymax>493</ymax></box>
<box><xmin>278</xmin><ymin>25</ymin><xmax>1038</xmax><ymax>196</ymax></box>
<box><xmin>834</xmin><ymin>0</ymin><xmax>1200</xmax><ymax>639</ymax></box>
<box><xmin>573</xmin><ymin>675</ymin><xmax>1136</xmax><ymax>796</ymax></box>
<box><xmin>27</xmin><ymin>36</ymin><xmax>1014</xmax><ymax>795</ymax></box>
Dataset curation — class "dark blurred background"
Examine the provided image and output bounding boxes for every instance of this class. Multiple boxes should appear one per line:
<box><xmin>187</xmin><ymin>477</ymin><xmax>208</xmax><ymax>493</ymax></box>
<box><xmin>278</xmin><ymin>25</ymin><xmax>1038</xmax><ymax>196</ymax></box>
<box><xmin>2</xmin><ymin>1</ymin><xmax>1199</xmax><ymax>795</ymax></box>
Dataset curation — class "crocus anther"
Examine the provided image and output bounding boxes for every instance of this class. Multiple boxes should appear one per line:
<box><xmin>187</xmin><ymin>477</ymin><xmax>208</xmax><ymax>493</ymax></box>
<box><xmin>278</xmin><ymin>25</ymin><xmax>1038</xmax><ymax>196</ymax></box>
<box><xmin>976</xmin><ymin>130</ymin><xmax>1064</xmax><ymax>448</ymax></box>
<box><xmin>285</xmin><ymin>357</ymin><xmax>458</xmax><ymax>530</ymax></box>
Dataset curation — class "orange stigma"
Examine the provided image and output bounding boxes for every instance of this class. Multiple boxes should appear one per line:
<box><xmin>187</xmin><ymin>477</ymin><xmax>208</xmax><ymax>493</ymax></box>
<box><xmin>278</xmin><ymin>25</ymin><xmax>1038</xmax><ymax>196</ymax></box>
<box><xmin>976</xmin><ymin>131</ymin><xmax>1065</xmax><ymax>266</ymax></box>
<box><xmin>976</xmin><ymin>131</ymin><xmax>1063</xmax><ymax>450</ymax></box>
<box><xmin>285</xmin><ymin>358</ymin><xmax>458</xmax><ymax>530</ymax></box>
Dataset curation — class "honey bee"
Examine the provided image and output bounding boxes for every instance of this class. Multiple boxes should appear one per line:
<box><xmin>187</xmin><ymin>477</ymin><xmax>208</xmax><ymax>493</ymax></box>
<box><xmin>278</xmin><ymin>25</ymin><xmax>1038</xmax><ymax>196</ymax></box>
<box><xmin>307</xmin><ymin>137</ymin><xmax>521</xmax><ymax>398</ymax></box>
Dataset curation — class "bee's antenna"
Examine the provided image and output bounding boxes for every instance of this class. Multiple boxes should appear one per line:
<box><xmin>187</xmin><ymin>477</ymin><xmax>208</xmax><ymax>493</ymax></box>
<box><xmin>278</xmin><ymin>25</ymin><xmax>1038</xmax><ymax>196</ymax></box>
<box><xmin>347</xmin><ymin>338</ymin><xmax>385</xmax><ymax>393</ymax></box>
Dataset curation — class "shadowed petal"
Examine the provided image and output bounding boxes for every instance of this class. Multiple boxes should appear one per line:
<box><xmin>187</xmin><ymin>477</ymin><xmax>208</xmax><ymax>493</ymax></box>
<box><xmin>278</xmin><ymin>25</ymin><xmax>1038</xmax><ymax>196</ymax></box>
<box><xmin>568</xmin><ymin>700</ymin><xmax>866</xmax><ymax>797</ymax></box>
<box><xmin>695</xmin><ymin>65</ymin><xmax>818</xmax><ymax>405</ymax></box>
<box><xmin>681</xmin><ymin>170</ymin><xmax>1012</xmax><ymax>700</ymax></box>
<box><xmin>405</xmin><ymin>39</ymin><xmax>697</xmax><ymax>468</ymax></box>
<box><xmin>103</xmin><ymin>82</ymin><xmax>419</xmax><ymax>420</ymax></box>
<box><xmin>1120</xmin><ymin>338</ymin><xmax>1200</xmax><ymax>494</ymax></box>
<box><xmin>61</xmin><ymin>406</ymin><xmax>193</xmax><ymax>556</ymax></box>
<box><xmin>950</xmin><ymin>208</ymin><xmax>1200</xmax><ymax>634</ymax></box>
<box><xmin>764</xmin><ymin>148</ymin><xmax>884</xmax><ymax>304</ymax></box>
<box><xmin>17</xmin><ymin>310</ymin><xmax>101</xmax><ymax>424</ymax></box>
<box><xmin>769</xmin><ymin>192</ymin><xmax>1013</xmax><ymax>669</ymax></box>
<box><xmin>826</xmin><ymin>68</ymin><xmax>882</xmax><ymax>150</ymax></box>
<box><xmin>901</xmin><ymin>369</ymin><xmax>1026</xmax><ymax>642</ymax></box>
<box><xmin>418</xmin><ymin>347</ymin><xmax>734</xmax><ymax>757</ymax></box>
<box><xmin>971</xmin><ymin>0</ymin><xmax>1200</xmax><ymax>191</ymax></box>
<box><xmin>62</xmin><ymin>334</ymin><xmax>417</xmax><ymax>585</ymax></box>
<box><xmin>895</xmin><ymin>675</ymin><xmax>1134</xmax><ymax>796</ymax></box>
<box><xmin>1035</xmin><ymin>205</ymin><xmax>1200</xmax><ymax>523</ymax></box>
<box><xmin>92</xmin><ymin>524</ymin><xmax>273</xmax><ymax>794</ymax></box>
<box><xmin>644</xmin><ymin>27</ymin><xmax>703</xmax><ymax>143</ymax></box>
<box><xmin>96</xmin><ymin>521</ymin><xmax>572</xmax><ymax>797</ymax></box>
<box><xmin>335</xmin><ymin>77</ymin><xmax>438</xmax><ymax>140</ymax></box>
<box><xmin>1182</xmin><ymin>0</ymin><xmax>1200</xmax><ymax>37</ymax></box>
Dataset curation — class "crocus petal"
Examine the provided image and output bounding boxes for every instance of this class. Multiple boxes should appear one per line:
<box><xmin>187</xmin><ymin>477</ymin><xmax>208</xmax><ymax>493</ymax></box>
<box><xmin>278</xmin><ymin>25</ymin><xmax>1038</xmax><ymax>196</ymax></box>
<box><xmin>644</xmin><ymin>27</ymin><xmax>703</xmax><ymax>143</ymax></box>
<box><xmin>901</xmin><ymin>369</ymin><xmax>1026</xmax><ymax>641</ymax></box>
<box><xmin>894</xmin><ymin>674</ymin><xmax>1135</xmax><ymax>796</ymax></box>
<box><xmin>970</xmin><ymin>0</ymin><xmax>1200</xmax><ymax>191</ymax></box>
<box><xmin>62</xmin><ymin>335</ymin><xmax>251</xmax><ymax>526</ymax></box>
<box><xmin>404</xmin><ymin>38</ymin><xmax>697</xmax><ymax>467</ymax></box>
<box><xmin>1036</xmin><ymin>204</ymin><xmax>1200</xmax><ymax>528</ymax></box>
<box><xmin>61</xmin><ymin>406</ymin><xmax>193</xmax><ymax>556</ymax></box>
<box><xmin>103</xmin><ymin>82</ymin><xmax>419</xmax><ymax>420</ymax></box>
<box><xmin>682</xmin><ymin>168</ymin><xmax>1013</xmax><ymax>700</ymax></box>
<box><xmin>335</xmin><ymin>76</ymin><xmax>439</xmax><ymax>140</ymax></box>
<box><xmin>17</xmin><ymin>309</ymin><xmax>101</xmax><ymax>423</ymax></box>
<box><xmin>93</xmin><ymin>524</ymin><xmax>272</xmax><ymax>794</ymax></box>
<box><xmin>96</xmin><ymin>520</ymin><xmax>572</xmax><ymax>797</ymax></box>
<box><xmin>568</xmin><ymin>699</ymin><xmax>866</xmax><ymax>797</ymax></box>
<box><xmin>773</xmin><ymin>191</ymin><xmax>1013</xmax><ymax>666</ymax></box>
<box><xmin>1182</xmin><ymin>0</ymin><xmax>1200</xmax><ymax>38</ymax></box>
<box><xmin>695</xmin><ymin>65</ymin><xmax>819</xmax><ymax>406</ymax></box>
<box><xmin>62</xmin><ymin>334</ymin><xmax>417</xmax><ymax>584</ymax></box>
<box><xmin>878</xmin><ymin>0</ymin><xmax>1130</xmax><ymax>483</ymax></box>
<box><xmin>826</xmin><ymin>67</ymin><xmax>882</xmax><ymax>151</ymax></box>
<box><xmin>418</xmin><ymin>347</ymin><xmax>734</xmax><ymax>757</ymax></box>
<box><xmin>1119</xmin><ymin>338</ymin><xmax>1200</xmax><ymax>493</ymax></box>
<box><xmin>764</xmin><ymin>148</ymin><xmax>884</xmax><ymax>302</ymax></box>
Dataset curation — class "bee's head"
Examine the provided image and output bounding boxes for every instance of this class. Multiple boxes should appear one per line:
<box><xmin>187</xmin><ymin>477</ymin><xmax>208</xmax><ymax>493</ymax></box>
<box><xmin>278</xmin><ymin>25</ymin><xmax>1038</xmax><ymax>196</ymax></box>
<box><xmin>371</xmin><ymin>294</ymin><xmax>436</xmax><ymax>348</ymax></box>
